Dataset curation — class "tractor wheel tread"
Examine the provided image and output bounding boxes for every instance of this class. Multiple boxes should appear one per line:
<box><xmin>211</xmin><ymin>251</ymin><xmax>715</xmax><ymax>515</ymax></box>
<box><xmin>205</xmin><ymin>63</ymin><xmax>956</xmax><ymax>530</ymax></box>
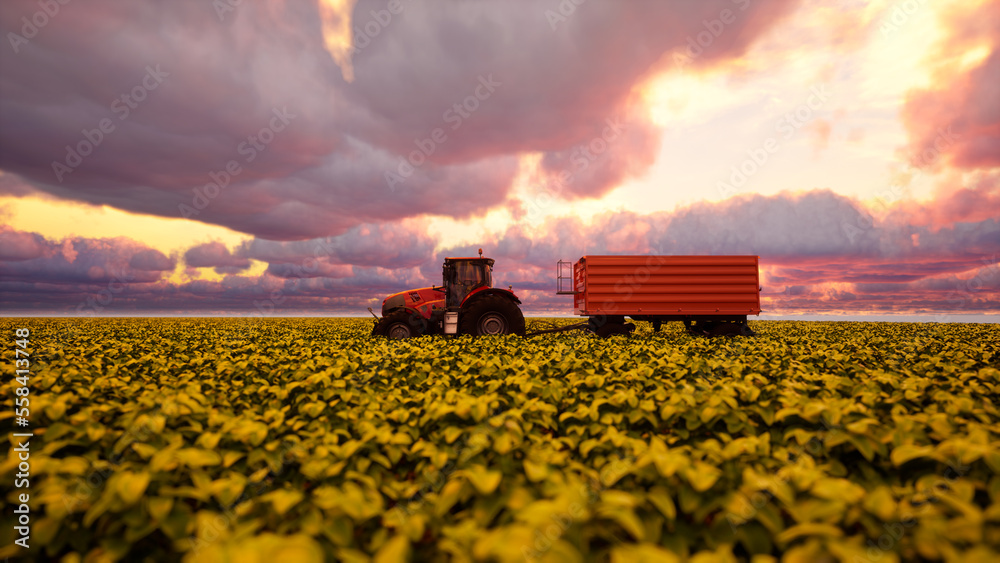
<box><xmin>373</xmin><ymin>309</ymin><xmax>426</xmax><ymax>339</ymax></box>
<box><xmin>460</xmin><ymin>295</ymin><xmax>526</xmax><ymax>336</ymax></box>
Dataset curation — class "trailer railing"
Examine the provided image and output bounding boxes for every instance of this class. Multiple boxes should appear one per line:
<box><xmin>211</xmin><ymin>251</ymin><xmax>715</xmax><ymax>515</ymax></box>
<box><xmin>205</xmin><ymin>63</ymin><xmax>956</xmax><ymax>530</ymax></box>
<box><xmin>556</xmin><ymin>260</ymin><xmax>576</xmax><ymax>295</ymax></box>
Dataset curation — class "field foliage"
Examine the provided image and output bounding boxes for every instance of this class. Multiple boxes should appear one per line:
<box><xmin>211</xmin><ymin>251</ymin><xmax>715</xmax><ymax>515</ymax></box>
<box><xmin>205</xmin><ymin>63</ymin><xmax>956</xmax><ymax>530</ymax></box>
<box><xmin>1</xmin><ymin>318</ymin><xmax>999</xmax><ymax>562</ymax></box>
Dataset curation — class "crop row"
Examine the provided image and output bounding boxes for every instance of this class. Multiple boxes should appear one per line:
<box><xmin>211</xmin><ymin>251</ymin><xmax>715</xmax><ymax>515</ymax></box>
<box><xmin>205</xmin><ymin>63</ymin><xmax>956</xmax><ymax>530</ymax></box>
<box><xmin>0</xmin><ymin>318</ymin><xmax>998</xmax><ymax>562</ymax></box>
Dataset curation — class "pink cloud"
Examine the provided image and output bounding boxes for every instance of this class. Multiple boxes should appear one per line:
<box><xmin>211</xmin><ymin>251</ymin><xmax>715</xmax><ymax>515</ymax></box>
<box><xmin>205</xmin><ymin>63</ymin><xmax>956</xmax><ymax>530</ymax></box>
<box><xmin>0</xmin><ymin>0</ymin><xmax>801</xmax><ymax>240</ymax></box>
<box><xmin>900</xmin><ymin>7</ymin><xmax>1000</xmax><ymax>171</ymax></box>
<box><xmin>184</xmin><ymin>241</ymin><xmax>251</xmax><ymax>273</ymax></box>
<box><xmin>2</xmin><ymin>187</ymin><xmax>998</xmax><ymax>315</ymax></box>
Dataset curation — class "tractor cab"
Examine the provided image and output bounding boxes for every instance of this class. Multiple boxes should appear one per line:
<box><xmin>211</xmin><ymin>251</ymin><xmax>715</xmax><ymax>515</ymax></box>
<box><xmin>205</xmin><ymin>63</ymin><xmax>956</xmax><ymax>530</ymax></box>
<box><xmin>444</xmin><ymin>256</ymin><xmax>494</xmax><ymax>308</ymax></box>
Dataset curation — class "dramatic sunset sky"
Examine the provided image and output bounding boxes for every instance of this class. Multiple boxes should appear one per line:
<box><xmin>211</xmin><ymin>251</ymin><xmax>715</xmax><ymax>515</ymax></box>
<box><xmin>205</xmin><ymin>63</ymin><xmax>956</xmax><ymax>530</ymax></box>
<box><xmin>1</xmin><ymin>0</ymin><xmax>998</xmax><ymax>319</ymax></box>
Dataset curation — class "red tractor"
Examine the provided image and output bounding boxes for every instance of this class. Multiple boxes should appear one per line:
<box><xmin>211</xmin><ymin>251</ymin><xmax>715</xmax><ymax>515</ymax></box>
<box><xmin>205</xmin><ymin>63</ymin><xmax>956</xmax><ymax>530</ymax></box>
<box><xmin>371</xmin><ymin>250</ymin><xmax>525</xmax><ymax>338</ymax></box>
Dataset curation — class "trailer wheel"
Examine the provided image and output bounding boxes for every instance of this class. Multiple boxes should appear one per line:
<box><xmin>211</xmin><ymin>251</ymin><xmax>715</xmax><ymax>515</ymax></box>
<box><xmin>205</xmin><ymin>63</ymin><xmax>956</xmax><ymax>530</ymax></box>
<box><xmin>373</xmin><ymin>310</ymin><xmax>426</xmax><ymax>339</ymax></box>
<box><xmin>595</xmin><ymin>322</ymin><xmax>635</xmax><ymax>339</ymax></box>
<box><xmin>686</xmin><ymin>320</ymin><xmax>714</xmax><ymax>336</ymax></box>
<box><xmin>710</xmin><ymin>322</ymin><xmax>742</xmax><ymax>337</ymax></box>
<box><xmin>460</xmin><ymin>295</ymin><xmax>526</xmax><ymax>336</ymax></box>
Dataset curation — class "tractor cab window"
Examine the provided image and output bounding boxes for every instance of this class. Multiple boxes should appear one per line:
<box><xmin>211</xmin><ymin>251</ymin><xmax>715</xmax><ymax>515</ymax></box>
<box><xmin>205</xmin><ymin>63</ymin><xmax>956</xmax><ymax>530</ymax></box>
<box><xmin>456</xmin><ymin>261</ymin><xmax>482</xmax><ymax>286</ymax></box>
<box><xmin>447</xmin><ymin>261</ymin><xmax>490</xmax><ymax>307</ymax></box>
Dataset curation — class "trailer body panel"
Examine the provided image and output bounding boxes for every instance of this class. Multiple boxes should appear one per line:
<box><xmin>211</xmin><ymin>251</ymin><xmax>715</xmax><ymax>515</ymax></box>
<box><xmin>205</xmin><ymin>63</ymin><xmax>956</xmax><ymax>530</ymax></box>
<box><xmin>572</xmin><ymin>255</ymin><xmax>761</xmax><ymax>317</ymax></box>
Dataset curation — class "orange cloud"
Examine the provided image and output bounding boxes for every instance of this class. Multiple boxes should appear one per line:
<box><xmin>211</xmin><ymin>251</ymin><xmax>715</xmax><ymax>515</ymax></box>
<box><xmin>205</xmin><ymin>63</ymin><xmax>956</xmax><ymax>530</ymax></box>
<box><xmin>900</xmin><ymin>4</ymin><xmax>1000</xmax><ymax>170</ymax></box>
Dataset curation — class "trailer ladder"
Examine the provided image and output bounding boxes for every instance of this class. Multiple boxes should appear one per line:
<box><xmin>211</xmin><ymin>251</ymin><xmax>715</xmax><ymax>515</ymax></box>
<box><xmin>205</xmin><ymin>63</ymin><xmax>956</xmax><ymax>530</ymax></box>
<box><xmin>556</xmin><ymin>260</ymin><xmax>576</xmax><ymax>295</ymax></box>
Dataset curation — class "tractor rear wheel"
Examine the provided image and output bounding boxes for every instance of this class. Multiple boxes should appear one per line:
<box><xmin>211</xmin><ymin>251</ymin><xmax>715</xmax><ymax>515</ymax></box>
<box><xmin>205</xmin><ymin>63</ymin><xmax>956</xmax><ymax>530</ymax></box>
<box><xmin>373</xmin><ymin>310</ymin><xmax>425</xmax><ymax>339</ymax></box>
<box><xmin>460</xmin><ymin>295</ymin><xmax>525</xmax><ymax>336</ymax></box>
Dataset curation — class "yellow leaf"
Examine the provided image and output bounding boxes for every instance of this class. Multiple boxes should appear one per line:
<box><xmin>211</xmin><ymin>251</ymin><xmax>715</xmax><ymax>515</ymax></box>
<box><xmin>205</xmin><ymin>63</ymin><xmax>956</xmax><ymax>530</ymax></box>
<box><xmin>646</xmin><ymin>487</ymin><xmax>676</xmax><ymax>520</ymax></box>
<box><xmin>374</xmin><ymin>535</ymin><xmax>411</xmax><ymax>563</ymax></box>
<box><xmin>524</xmin><ymin>459</ymin><xmax>548</xmax><ymax>483</ymax></box>
<box><xmin>114</xmin><ymin>471</ymin><xmax>151</xmax><ymax>505</ymax></box>
<box><xmin>776</xmin><ymin>522</ymin><xmax>843</xmax><ymax>544</ymax></box>
<box><xmin>610</xmin><ymin>543</ymin><xmax>681</xmax><ymax>563</ymax></box>
<box><xmin>148</xmin><ymin>497</ymin><xmax>173</xmax><ymax>521</ymax></box>
<box><xmin>464</xmin><ymin>465</ymin><xmax>503</xmax><ymax>495</ymax></box>
<box><xmin>811</xmin><ymin>478</ymin><xmax>865</xmax><ymax>503</ymax></box>
<box><xmin>890</xmin><ymin>444</ymin><xmax>936</xmax><ymax>466</ymax></box>
<box><xmin>175</xmin><ymin>448</ymin><xmax>222</xmax><ymax>468</ymax></box>
<box><xmin>683</xmin><ymin>462</ymin><xmax>721</xmax><ymax>492</ymax></box>
<box><xmin>443</xmin><ymin>426</ymin><xmax>463</xmax><ymax>444</ymax></box>
<box><xmin>434</xmin><ymin>480</ymin><xmax>465</xmax><ymax>517</ymax></box>
<box><xmin>862</xmin><ymin>486</ymin><xmax>896</xmax><ymax>521</ymax></box>
<box><xmin>264</xmin><ymin>489</ymin><xmax>304</xmax><ymax>516</ymax></box>
<box><xmin>493</xmin><ymin>433</ymin><xmax>514</xmax><ymax>454</ymax></box>
<box><xmin>211</xmin><ymin>474</ymin><xmax>248</xmax><ymax>507</ymax></box>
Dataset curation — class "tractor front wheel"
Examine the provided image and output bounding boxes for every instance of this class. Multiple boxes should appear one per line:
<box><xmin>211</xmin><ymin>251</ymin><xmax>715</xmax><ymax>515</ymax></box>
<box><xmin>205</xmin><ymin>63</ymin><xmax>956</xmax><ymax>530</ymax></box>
<box><xmin>373</xmin><ymin>310</ymin><xmax>425</xmax><ymax>339</ymax></box>
<box><xmin>460</xmin><ymin>295</ymin><xmax>526</xmax><ymax>336</ymax></box>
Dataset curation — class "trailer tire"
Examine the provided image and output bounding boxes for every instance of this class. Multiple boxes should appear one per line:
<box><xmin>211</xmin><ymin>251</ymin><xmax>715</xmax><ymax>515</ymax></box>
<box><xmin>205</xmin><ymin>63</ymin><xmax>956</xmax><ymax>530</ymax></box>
<box><xmin>373</xmin><ymin>310</ymin><xmax>426</xmax><ymax>339</ymax></box>
<box><xmin>595</xmin><ymin>322</ymin><xmax>635</xmax><ymax>338</ymax></box>
<box><xmin>460</xmin><ymin>295</ymin><xmax>525</xmax><ymax>336</ymax></box>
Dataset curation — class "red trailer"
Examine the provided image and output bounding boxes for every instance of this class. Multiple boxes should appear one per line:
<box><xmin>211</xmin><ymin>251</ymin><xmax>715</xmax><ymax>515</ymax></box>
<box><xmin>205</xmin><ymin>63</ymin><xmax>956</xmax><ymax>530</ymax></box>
<box><xmin>557</xmin><ymin>255</ymin><xmax>760</xmax><ymax>337</ymax></box>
